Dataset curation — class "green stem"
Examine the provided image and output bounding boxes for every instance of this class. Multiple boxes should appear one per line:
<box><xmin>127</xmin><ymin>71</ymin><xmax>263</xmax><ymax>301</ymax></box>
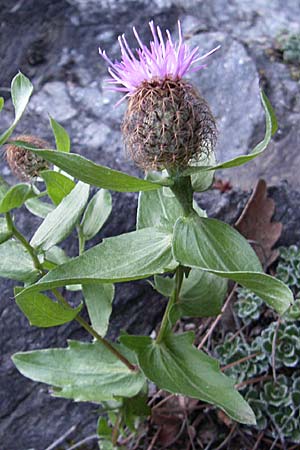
<box><xmin>78</xmin><ymin>228</ymin><xmax>85</xmax><ymax>255</ymax></box>
<box><xmin>6</xmin><ymin>212</ymin><xmax>44</xmax><ymax>273</ymax></box>
<box><xmin>111</xmin><ymin>412</ymin><xmax>122</xmax><ymax>445</ymax></box>
<box><xmin>52</xmin><ymin>288</ymin><xmax>137</xmax><ymax>372</ymax></box>
<box><xmin>7</xmin><ymin>213</ymin><xmax>136</xmax><ymax>372</ymax></box>
<box><xmin>169</xmin><ymin>174</ymin><xmax>194</xmax><ymax>216</ymax></box>
<box><xmin>156</xmin><ymin>266</ymin><xmax>184</xmax><ymax>344</ymax></box>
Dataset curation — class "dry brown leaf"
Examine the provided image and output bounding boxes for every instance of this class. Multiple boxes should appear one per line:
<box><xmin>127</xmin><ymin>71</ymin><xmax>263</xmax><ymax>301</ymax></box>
<box><xmin>235</xmin><ymin>179</ymin><xmax>282</xmax><ymax>268</ymax></box>
<box><xmin>217</xmin><ymin>410</ymin><xmax>233</xmax><ymax>428</ymax></box>
<box><xmin>151</xmin><ymin>396</ymin><xmax>185</xmax><ymax>448</ymax></box>
<box><xmin>152</xmin><ymin>412</ymin><xmax>183</xmax><ymax>448</ymax></box>
<box><xmin>213</xmin><ymin>178</ymin><xmax>233</xmax><ymax>193</ymax></box>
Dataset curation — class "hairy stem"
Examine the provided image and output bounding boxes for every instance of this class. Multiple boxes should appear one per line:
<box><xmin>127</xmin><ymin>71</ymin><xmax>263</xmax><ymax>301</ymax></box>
<box><xmin>156</xmin><ymin>265</ymin><xmax>184</xmax><ymax>344</ymax></box>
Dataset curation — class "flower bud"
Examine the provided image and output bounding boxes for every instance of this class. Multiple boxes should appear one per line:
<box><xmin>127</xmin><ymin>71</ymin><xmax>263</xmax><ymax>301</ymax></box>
<box><xmin>5</xmin><ymin>135</ymin><xmax>50</xmax><ymax>181</ymax></box>
<box><xmin>122</xmin><ymin>78</ymin><xmax>217</xmax><ymax>171</ymax></box>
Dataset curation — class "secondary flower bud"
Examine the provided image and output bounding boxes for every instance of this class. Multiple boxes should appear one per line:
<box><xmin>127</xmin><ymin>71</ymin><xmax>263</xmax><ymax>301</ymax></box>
<box><xmin>100</xmin><ymin>21</ymin><xmax>219</xmax><ymax>171</ymax></box>
<box><xmin>6</xmin><ymin>135</ymin><xmax>49</xmax><ymax>181</ymax></box>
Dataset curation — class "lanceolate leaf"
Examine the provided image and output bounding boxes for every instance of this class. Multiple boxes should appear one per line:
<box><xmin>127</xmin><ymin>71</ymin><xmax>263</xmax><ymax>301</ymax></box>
<box><xmin>0</xmin><ymin>176</ymin><xmax>10</xmax><ymax>201</ymax></box>
<box><xmin>25</xmin><ymin>197</ymin><xmax>55</xmax><ymax>219</ymax></box>
<box><xmin>190</xmin><ymin>152</ymin><xmax>216</xmax><ymax>192</ymax></box>
<box><xmin>30</xmin><ymin>181</ymin><xmax>89</xmax><ymax>251</ymax></box>
<box><xmin>121</xmin><ymin>332</ymin><xmax>256</xmax><ymax>425</ymax></box>
<box><xmin>49</xmin><ymin>117</ymin><xmax>70</xmax><ymax>152</ymax></box>
<box><xmin>13</xmin><ymin>340</ymin><xmax>145</xmax><ymax>402</ymax></box>
<box><xmin>10</xmin><ymin>143</ymin><xmax>162</xmax><ymax>192</ymax></box>
<box><xmin>0</xmin><ymin>97</ymin><xmax>4</xmax><ymax>113</ymax></box>
<box><xmin>80</xmin><ymin>189</ymin><xmax>112</xmax><ymax>241</ymax></box>
<box><xmin>40</xmin><ymin>170</ymin><xmax>75</xmax><ymax>205</ymax></box>
<box><xmin>0</xmin><ymin>183</ymin><xmax>36</xmax><ymax>213</ymax></box>
<box><xmin>15</xmin><ymin>288</ymin><xmax>82</xmax><ymax>327</ymax></box>
<box><xmin>172</xmin><ymin>214</ymin><xmax>292</xmax><ymax>314</ymax></box>
<box><xmin>0</xmin><ymin>240</ymin><xmax>39</xmax><ymax>282</ymax></box>
<box><xmin>83</xmin><ymin>283</ymin><xmax>114</xmax><ymax>336</ymax></box>
<box><xmin>0</xmin><ymin>73</ymin><xmax>33</xmax><ymax>146</ymax></box>
<box><xmin>185</xmin><ymin>91</ymin><xmax>277</xmax><ymax>173</ymax></box>
<box><xmin>19</xmin><ymin>228</ymin><xmax>177</xmax><ymax>294</ymax></box>
<box><xmin>0</xmin><ymin>218</ymin><xmax>13</xmax><ymax>243</ymax></box>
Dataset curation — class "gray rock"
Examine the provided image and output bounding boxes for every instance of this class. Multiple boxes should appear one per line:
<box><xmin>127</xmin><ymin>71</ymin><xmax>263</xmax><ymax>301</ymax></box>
<box><xmin>1</xmin><ymin>0</ymin><xmax>300</xmax><ymax>448</ymax></box>
<box><xmin>29</xmin><ymin>81</ymin><xmax>77</xmax><ymax>122</ymax></box>
<box><xmin>187</xmin><ymin>32</ymin><xmax>263</xmax><ymax>162</ymax></box>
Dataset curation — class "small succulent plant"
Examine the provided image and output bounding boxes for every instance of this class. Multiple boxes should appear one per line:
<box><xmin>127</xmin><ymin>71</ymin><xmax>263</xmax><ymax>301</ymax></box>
<box><xmin>281</xmin><ymin>33</ymin><xmax>300</xmax><ymax>64</ymax></box>
<box><xmin>261</xmin><ymin>322</ymin><xmax>300</xmax><ymax>368</ymax></box>
<box><xmin>214</xmin><ymin>246</ymin><xmax>300</xmax><ymax>444</ymax></box>
<box><xmin>234</xmin><ymin>288</ymin><xmax>263</xmax><ymax>324</ymax></box>
<box><xmin>276</xmin><ymin>245</ymin><xmax>300</xmax><ymax>290</ymax></box>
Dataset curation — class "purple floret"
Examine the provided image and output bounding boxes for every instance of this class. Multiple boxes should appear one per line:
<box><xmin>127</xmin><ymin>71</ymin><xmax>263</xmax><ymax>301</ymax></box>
<box><xmin>99</xmin><ymin>21</ymin><xmax>220</xmax><ymax>102</ymax></box>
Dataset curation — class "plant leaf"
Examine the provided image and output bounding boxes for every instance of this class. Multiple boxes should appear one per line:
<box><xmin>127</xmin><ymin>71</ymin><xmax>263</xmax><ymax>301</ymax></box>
<box><xmin>121</xmin><ymin>332</ymin><xmax>256</xmax><ymax>425</ymax></box>
<box><xmin>82</xmin><ymin>283</ymin><xmax>114</xmax><ymax>336</ymax></box>
<box><xmin>19</xmin><ymin>228</ymin><xmax>177</xmax><ymax>294</ymax></box>
<box><xmin>0</xmin><ymin>97</ymin><xmax>4</xmax><ymax>112</ymax></box>
<box><xmin>25</xmin><ymin>197</ymin><xmax>55</xmax><ymax>218</ymax></box>
<box><xmin>187</xmin><ymin>91</ymin><xmax>277</xmax><ymax>173</ymax></box>
<box><xmin>155</xmin><ymin>268</ymin><xmax>227</xmax><ymax>318</ymax></box>
<box><xmin>80</xmin><ymin>189</ymin><xmax>112</xmax><ymax>241</ymax></box>
<box><xmin>49</xmin><ymin>117</ymin><xmax>70</xmax><ymax>152</ymax></box>
<box><xmin>41</xmin><ymin>170</ymin><xmax>75</xmax><ymax>205</ymax></box>
<box><xmin>172</xmin><ymin>214</ymin><xmax>292</xmax><ymax>314</ymax></box>
<box><xmin>30</xmin><ymin>181</ymin><xmax>89</xmax><ymax>251</ymax></box>
<box><xmin>15</xmin><ymin>288</ymin><xmax>82</xmax><ymax>327</ymax></box>
<box><xmin>13</xmin><ymin>340</ymin><xmax>145</xmax><ymax>402</ymax></box>
<box><xmin>0</xmin><ymin>176</ymin><xmax>10</xmax><ymax>201</ymax></box>
<box><xmin>0</xmin><ymin>217</ymin><xmax>13</xmax><ymax>243</ymax></box>
<box><xmin>0</xmin><ymin>183</ymin><xmax>36</xmax><ymax>213</ymax></box>
<box><xmin>10</xmin><ymin>143</ymin><xmax>162</xmax><ymax>192</ymax></box>
<box><xmin>0</xmin><ymin>240</ymin><xmax>39</xmax><ymax>282</ymax></box>
<box><xmin>189</xmin><ymin>152</ymin><xmax>216</xmax><ymax>192</ymax></box>
<box><xmin>0</xmin><ymin>73</ymin><xmax>33</xmax><ymax>146</ymax></box>
<box><xmin>137</xmin><ymin>173</ymin><xmax>205</xmax><ymax>232</ymax></box>
<box><xmin>45</xmin><ymin>246</ymin><xmax>69</xmax><ymax>265</ymax></box>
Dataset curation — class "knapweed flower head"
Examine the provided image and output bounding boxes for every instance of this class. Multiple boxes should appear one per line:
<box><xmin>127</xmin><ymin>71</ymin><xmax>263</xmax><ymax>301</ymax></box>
<box><xmin>100</xmin><ymin>21</ymin><xmax>220</xmax><ymax>171</ymax></box>
<box><xmin>6</xmin><ymin>135</ymin><xmax>50</xmax><ymax>181</ymax></box>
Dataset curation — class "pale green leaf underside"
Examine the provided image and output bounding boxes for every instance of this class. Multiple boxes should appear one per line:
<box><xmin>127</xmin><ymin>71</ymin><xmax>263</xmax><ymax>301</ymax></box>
<box><xmin>0</xmin><ymin>240</ymin><xmax>39</xmax><ymax>282</ymax></box>
<box><xmin>121</xmin><ymin>332</ymin><xmax>256</xmax><ymax>425</ymax></box>
<box><xmin>172</xmin><ymin>214</ymin><xmax>292</xmax><ymax>314</ymax></box>
<box><xmin>25</xmin><ymin>197</ymin><xmax>55</xmax><ymax>218</ymax></box>
<box><xmin>10</xmin><ymin>143</ymin><xmax>162</xmax><ymax>192</ymax></box>
<box><xmin>19</xmin><ymin>228</ymin><xmax>177</xmax><ymax>295</ymax></box>
<box><xmin>83</xmin><ymin>283</ymin><xmax>115</xmax><ymax>337</ymax></box>
<box><xmin>80</xmin><ymin>189</ymin><xmax>112</xmax><ymax>241</ymax></box>
<box><xmin>30</xmin><ymin>181</ymin><xmax>89</xmax><ymax>251</ymax></box>
<box><xmin>13</xmin><ymin>340</ymin><xmax>145</xmax><ymax>402</ymax></box>
<box><xmin>0</xmin><ymin>73</ymin><xmax>33</xmax><ymax>146</ymax></box>
<box><xmin>137</xmin><ymin>173</ymin><xmax>205</xmax><ymax>232</ymax></box>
